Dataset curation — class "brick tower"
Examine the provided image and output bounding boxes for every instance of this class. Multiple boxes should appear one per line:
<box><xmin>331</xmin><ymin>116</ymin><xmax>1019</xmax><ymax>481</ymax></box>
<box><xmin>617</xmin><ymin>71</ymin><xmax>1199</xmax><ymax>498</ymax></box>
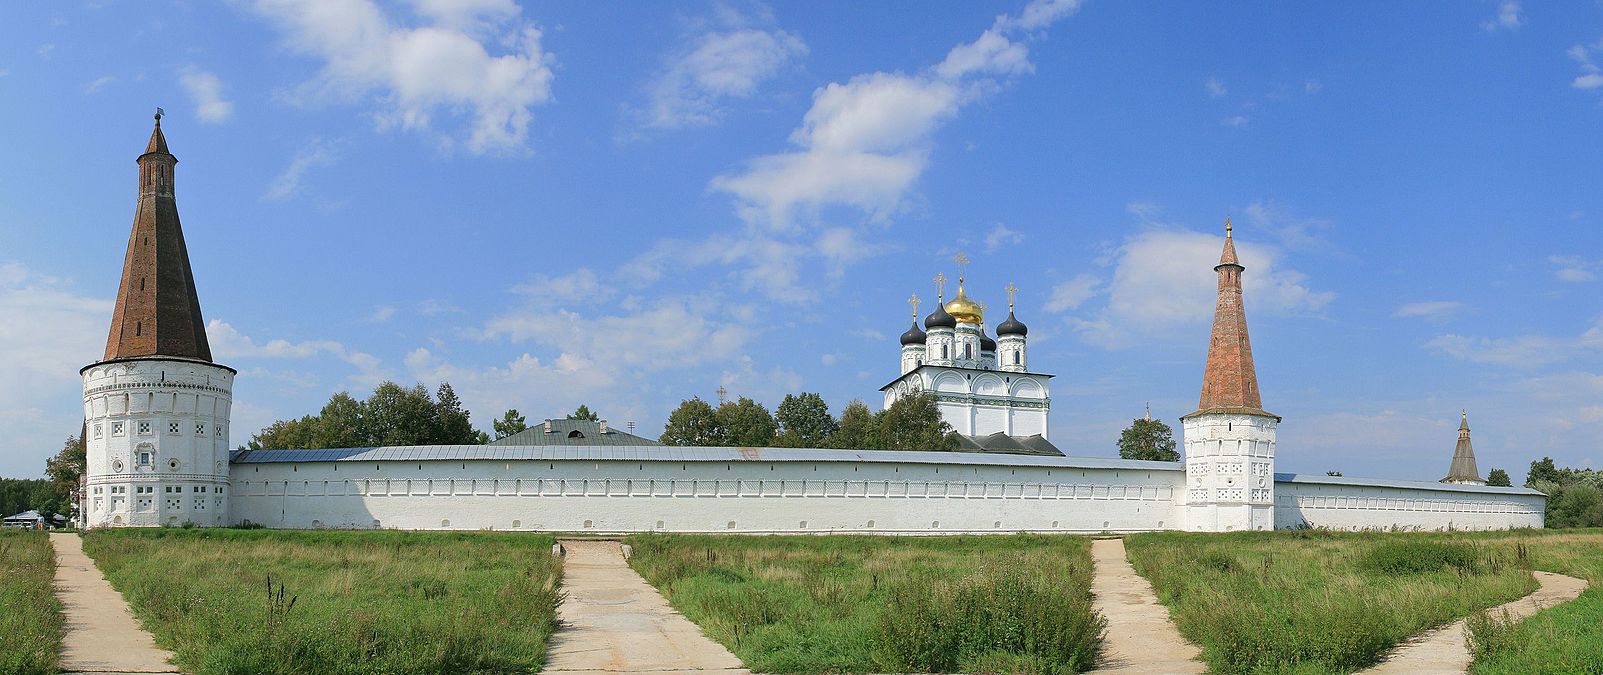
<box><xmin>80</xmin><ymin>113</ymin><xmax>235</xmax><ymax>527</ymax></box>
<box><xmin>1181</xmin><ymin>219</ymin><xmax>1280</xmax><ymax>531</ymax></box>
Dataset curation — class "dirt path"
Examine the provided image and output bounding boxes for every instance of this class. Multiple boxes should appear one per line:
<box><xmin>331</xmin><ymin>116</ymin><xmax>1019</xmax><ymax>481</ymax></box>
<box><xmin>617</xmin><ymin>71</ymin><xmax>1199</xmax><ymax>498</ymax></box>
<box><xmin>545</xmin><ymin>539</ymin><xmax>749</xmax><ymax>674</ymax></box>
<box><xmin>48</xmin><ymin>532</ymin><xmax>180</xmax><ymax>674</ymax></box>
<box><xmin>1358</xmin><ymin>570</ymin><xmax>1588</xmax><ymax>675</ymax></box>
<box><xmin>1088</xmin><ymin>537</ymin><xmax>1207</xmax><ymax>674</ymax></box>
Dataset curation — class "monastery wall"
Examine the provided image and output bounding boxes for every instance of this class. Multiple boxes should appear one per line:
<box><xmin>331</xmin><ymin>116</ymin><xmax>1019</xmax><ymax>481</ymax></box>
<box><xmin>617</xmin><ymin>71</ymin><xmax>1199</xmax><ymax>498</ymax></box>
<box><xmin>1273</xmin><ymin>475</ymin><xmax>1545</xmax><ymax>531</ymax></box>
<box><xmin>229</xmin><ymin>449</ymin><xmax>1187</xmax><ymax>533</ymax></box>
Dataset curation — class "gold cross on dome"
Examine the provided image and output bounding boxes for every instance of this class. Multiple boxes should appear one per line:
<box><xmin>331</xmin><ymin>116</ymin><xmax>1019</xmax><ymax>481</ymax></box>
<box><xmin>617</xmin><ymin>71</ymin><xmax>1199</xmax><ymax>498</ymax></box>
<box><xmin>908</xmin><ymin>293</ymin><xmax>921</xmax><ymax>320</ymax></box>
<box><xmin>953</xmin><ymin>252</ymin><xmax>971</xmax><ymax>281</ymax></box>
<box><xmin>933</xmin><ymin>272</ymin><xmax>947</xmax><ymax>299</ymax></box>
<box><xmin>1005</xmin><ymin>282</ymin><xmax>1019</xmax><ymax>310</ymax></box>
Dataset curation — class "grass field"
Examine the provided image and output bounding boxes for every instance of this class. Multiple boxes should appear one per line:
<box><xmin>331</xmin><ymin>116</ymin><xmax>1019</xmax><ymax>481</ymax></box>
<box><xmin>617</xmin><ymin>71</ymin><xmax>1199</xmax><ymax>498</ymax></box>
<box><xmin>1459</xmin><ymin>530</ymin><xmax>1603</xmax><ymax>674</ymax></box>
<box><xmin>83</xmin><ymin>528</ymin><xmax>563</xmax><ymax>675</ymax></box>
<box><xmin>0</xmin><ymin>530</ymin><xmax>64</xmax><ymax>675</ymax></box>
<box><xmin>1126</xmin><ymin>530</ymin><xmax>1577</xmax><ymax>675</ymax></box>
<box><xmin>624</xmin><ymin>533</ymin><xmax>1105</xmax><ymax>674</ymax></box>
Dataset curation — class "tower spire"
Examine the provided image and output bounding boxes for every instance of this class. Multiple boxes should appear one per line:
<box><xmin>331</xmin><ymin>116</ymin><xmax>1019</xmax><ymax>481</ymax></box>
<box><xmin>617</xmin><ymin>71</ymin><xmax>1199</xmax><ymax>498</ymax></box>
<box><xmin>1442</xmin><ymin>410</ymin><xmax>1484</xmax><ymax>484</ymax></box>
<box><xmin>103</xmin><ymin>115</ymin><xmax>213</xmax><ymax>362</ymax></box>
<box><xmin>1188</xmin><ymin>219</ymin><xmax>1270</xmax><ymax>418</ymax></box>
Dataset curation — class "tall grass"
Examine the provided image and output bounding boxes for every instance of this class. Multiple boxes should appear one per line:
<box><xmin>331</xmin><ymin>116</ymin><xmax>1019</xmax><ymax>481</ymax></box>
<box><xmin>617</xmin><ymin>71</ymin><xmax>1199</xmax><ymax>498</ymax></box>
<box><xmin>83</xmin><ymin>528</ymin><xmax>562</xmax><ymax>675</ymax></box>
<box><xmin>1126</xmin><ymin>530</ymin><xmax>1536</xmax><ymax>674</ymax></box>
<box><xmin>0</xmin><ymin>531</ymin><xmax>64</xmax><ymax>675</ymax></box>
<box><xmin>625</xmin><ymin>533</ymin><xmax>1104</xmax><ymax>674</ymax></box>
<box><xmin>1458</xmin><ymin>529</ymin><xmax>1603</xmax><ymax>674</ymax></box>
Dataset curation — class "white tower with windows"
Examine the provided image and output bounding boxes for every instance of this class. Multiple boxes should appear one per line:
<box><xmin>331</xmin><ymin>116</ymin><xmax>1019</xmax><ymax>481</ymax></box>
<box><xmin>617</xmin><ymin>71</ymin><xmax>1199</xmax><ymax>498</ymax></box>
<box><xmin>81</xmin><ymin>114</ymin><xmax>235</xmax><ymax>528</ymax></box>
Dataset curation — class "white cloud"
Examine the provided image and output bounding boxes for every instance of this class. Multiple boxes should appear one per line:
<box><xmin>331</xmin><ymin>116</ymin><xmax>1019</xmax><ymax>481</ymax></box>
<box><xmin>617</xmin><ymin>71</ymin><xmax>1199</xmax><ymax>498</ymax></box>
<box><xmin>1482</xmin><ymin>1</ymin><xmax>1523</xmax><ymax>31</ymax></box>
<box><xmin>1393</xmin><ymin>301</ymin><xmax>1464</xmax><ymax>319</ymax></box>
<box><xmin>1570</xmin><ymin>39</ymin><xmax>1603</xmax><ymax>91</ymax></box>
<box><xmin>1044</xmin><ymin>273</ymin><xmax>1099</xmax><ymax>312</ymax></box>
<box><xmin>1244</xmin><ymin>201</ymin><xmax>1334</xmax><ymax>252</ymax></box>
<box><xmin>483</xmin><ymin>296</ymin><xmax>752</xmax><ymax>372</ymax></box>
<box><xmin>1427</xmin><ymin>316</ymin><xmax>1603</xmax><ymax>367</ymax></box>
<box><xmin>206</xmin><ymin>320</ymin><xmax>384</xmax><ymax>383</ymax></box>
<box><xmin>1304</xmin><ymin>79</ymin><xmax>1322</xmax><ymax>94</ymax></box>
<box><xmin>1221</xmin><ymin>115</ymin><xmax>1249</xmax><ymax>128</ymax></box>
<box><xmin>264</xmin><ymin>138</ymin><xmax>337</xmax><ymax>201</ymax></box>
<box><xmin>511</xmin><ymin>268</ymin><xmax>615</xmax><ymax>304</ymax></box>
<box><xmin>250</xmin><ymin>0</ymin><xmax>554</xmax><ymax>154</ymax></box>
<box><xmin>1205</xmin><ymin>77</ymin><xmax>1226</xmax><ymax>97</ymax></box>
<box><xmin>1070</xmin><ymin>228</ymin><xmax>1333</xmax><ymax>348</ymax></box>
<box><xmin>642</xmin><ymin>27</ymin><xmax>806</xmax><ymax>130</ymax></box>
<box><xmin>82</xmin><ymin>75</ymin><xmax>115</xmax><ymax>94</ymax></box>
<box><xmin>179</xmin><ymin>67</ymin><xmax>234</xmax><ymax>123</ymax></box>
<box><xmin>368</xmin><ymin>305</ymin><xmax>397</xmax><ymax>322</ymax></box>
<box><xmin>1549</xmin><ymin>255</ymin><xmax>1600</xmax><ymax>282</ymax></box>
<box><xmin>711</xmin><ymin>0</ymin><xmax>1079</xmax><ymax>229</ymax></box>
<box><xmin>983</xmin><ymin>223</ymin><xmax>1024</xmax><ymax>252</ymax></box>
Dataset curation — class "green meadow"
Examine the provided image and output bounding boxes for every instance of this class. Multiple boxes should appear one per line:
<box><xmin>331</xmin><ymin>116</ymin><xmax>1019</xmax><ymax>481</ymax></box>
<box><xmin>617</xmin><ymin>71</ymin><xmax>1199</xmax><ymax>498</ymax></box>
<box><xmin>1461</xmin><ymin>530</ymin><xmax>1603</xmax><ymax>674</ymax></box>
<box><xmin>0</xmin><ymin>530</ymin><xmax>64</xmax><ymax>675</ymax></box>
<box><xmin>623</xmin><ymin>533</ymin><xmax>1105</xmax><ymax>674</ymax></box>
<box><xmin>82</xmin><ymin>528</ymin><xmax>563</xmax><ymax>675</ymax></box>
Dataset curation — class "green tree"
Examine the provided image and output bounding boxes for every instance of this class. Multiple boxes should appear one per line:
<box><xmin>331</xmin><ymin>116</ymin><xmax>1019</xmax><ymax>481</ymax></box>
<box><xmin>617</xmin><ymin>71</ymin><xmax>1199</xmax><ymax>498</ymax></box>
<box><xmin>364</xmin><ymin>382</ymin><xmax>441</xmax><ymax>446</ymax></box>
<box><xmin>433</xmin><ymin>383</ymin><xmax>480</xmax><ymax>444</ymax></box>
<box><xmin>828</xmin><ymin>400</ymin><xmax>877</xmax><ymax>450</ymax></box>
<box><xmin>567</xmin><ymin>404</ymin><xmax>600</xmax><ymax>421</ymax></box>
<box><xmin>247</xmin><ymin>380</ymin><xmax>481</xmax><ymax>449</ymax></box>
<box><xmin>247</xmin><ymin>416</ymin><xmax>319</xmax><ymax>450</ymax></box>
<box><xmin>1526</xmin><ymin>456</ymin><xmax>1562</xmax><ymax>488</ymax></box>
<box><xmin>774</xmin><ymin>393</ymin><xmax>838</xmax><ymax>448</ymax></box>
<box><xmin>717</xmin><ymin>397</ymin><xmax>778</xmax><ymax>447</ymax></box>
<box><xmin>1117</xmin><ymin>418</ymin><xmax>1180</xmax><ymax>461</ymax></box>
<box><xmin>493</xmin><ymin>409</ymin><xmax>529</xmax><ymax>440</ymax></box>
<box><xmin>874</xmin><ymin>392</ymin><xmax>959</xmax><ymax>451</ymax></box>
<box><xmin>1549</xmin><ymin>484</ymin><xmax>1603</xmax><ymax>528</ymax></box>
<box><xmin>660</xmin><ymin>397</ymin><xmax>724</xmax><ymax>446</ymax></box>
<box><xmin>311</xmin><ymin>392</ymin><xmax>368</xmax><ymax>449</ymax></box>
<box><xmin>45</xmin><ymin>433</ymin><xmax>86</xmax><ymax>516</ymax></box>
<box><xmin>1486</xmin><ymin>468</ymin><xmax>1511</xmax><ymax>487</ymax></box>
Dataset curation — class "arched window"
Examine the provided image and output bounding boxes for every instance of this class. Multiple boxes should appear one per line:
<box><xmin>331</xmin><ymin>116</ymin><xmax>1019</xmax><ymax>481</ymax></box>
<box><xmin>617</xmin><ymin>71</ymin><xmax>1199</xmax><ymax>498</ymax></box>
<box><xmin>941</xmin><ymin>345</ymin><xmax>948</xmax><ymax>359</ymax></box>
<box><xmin>567</xmin><ymin>430</ymin><xmax>585</xmax><ymax>439</ymax></box>
<box><xmin>1013</xmin><ymin>352</ymin><xmax>1020</xmax><ymax>365</ymax></box>
<box><xmin>965</xmin><ymin>344</ymin><xmax>973</xmax><ymax>359</ymax></box>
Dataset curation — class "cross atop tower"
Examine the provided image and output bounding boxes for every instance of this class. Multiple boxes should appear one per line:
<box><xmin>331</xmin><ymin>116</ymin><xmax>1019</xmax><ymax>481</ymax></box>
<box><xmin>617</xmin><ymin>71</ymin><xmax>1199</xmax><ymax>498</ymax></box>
<box><xmin>716</xmin><ymin>385</ymin><xmax>728</xmax><ymax>406</ymax></box>
<box><xmin>933</xmin><ymin>272</ymin><xmax>947</xmax><ymax>300</ymax></box>
<box><xmin>1005</xmin><ymin>282</ymin><xmax>1019</xmax><ymax>310</ymax></box>
<box><xmin>908</xmin><ymin>293</ymin><xmax>921</xmax><ymax>320</ymax></box>
<box><xmin>953</xmin><ymin>251</ymin><xmax>971</xmax><ymax>282</ymax></box>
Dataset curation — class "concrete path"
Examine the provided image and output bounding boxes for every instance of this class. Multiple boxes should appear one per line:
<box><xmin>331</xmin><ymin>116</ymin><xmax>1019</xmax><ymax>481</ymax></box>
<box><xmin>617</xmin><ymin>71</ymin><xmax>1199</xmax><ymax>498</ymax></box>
<box><xmin>545</xmin><ymin>539</ymin><xmax>749</xmax><ymax>674</ymax></box>
<box><xmin>1088</xmin><ymin>538</ymin><xmax>1206</xmax><ymax>674</ymax></box>
<box><xmin>48</xmin><ymin>532</ymin><xmax>180</xmax><ymax>674</ymax></box>
<box><xmin>1358</xmin><ymin>570</ymin><xmax>1589</xmax><ymax>675</ymax></box>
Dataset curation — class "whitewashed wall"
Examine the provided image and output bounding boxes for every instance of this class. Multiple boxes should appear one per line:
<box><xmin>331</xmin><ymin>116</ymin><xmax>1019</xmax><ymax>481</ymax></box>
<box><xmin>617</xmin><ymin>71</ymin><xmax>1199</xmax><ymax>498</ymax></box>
<box><xmin>1273</xmin><ymin>475</ymin><xmax>1545</xmax><ymax>531</ymax></box>
<box><xmin>231</xmin><ymin>451</ymin><xmax>1186</xmax><ymax>534</ymax></box>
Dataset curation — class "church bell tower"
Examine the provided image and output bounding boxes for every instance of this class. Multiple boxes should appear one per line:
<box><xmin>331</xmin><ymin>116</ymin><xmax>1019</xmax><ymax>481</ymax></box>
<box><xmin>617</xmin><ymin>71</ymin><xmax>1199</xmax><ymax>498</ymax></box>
<box><xmin>80</xmin><ymin>112</ymin><xmax>236</xmax><ymax>527</ymax></box>
<box><xmin>1181</xmin><ymin>220</ymin><xmax>1279</xmax><ymax>532</ymax></box>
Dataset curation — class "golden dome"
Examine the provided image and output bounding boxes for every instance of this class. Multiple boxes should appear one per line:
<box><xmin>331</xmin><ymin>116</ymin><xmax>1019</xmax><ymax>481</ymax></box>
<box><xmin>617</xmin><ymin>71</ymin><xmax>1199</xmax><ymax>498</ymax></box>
<box><xmin>944</xmin><ymin>279</ymin><xmax>984</xmax><ymax>324</ymax></box>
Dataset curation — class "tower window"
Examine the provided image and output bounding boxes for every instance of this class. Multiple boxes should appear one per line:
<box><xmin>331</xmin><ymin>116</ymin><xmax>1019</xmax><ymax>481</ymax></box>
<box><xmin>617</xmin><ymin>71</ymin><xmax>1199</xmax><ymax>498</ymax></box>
<box><xmin>1013</xmin><ymin>353</ymin><xmax>1020</xmax><ymax>365</ymax></box>
<box><xmin>568</xmin><ymin>430</ymin><xmax>585</xmax><ymax>439</ymax></box>
<box><xmin>965</xmin><ymin>344</ymin><xmax>973</xmax><ymax>359</ymax></box>
<box><xmin>138</xmin><ymin>452</ymin><xmax>152</xmax><ymax>466</ymax></box>
<box><xmin>137</xmin><ymin>421</ymin><xmax>151</xmax><ymax>435</ymax></box>
<box><xmin>136</xmin><ymin>321</ymin><xmax>142</xmax><ymax>336</ymax></box>
<box><xmin>112</xmin><ymin>422</ymin><xmax>125</xmax><ymax>436</ymax></box>
<box><xmin>941</xmin><ymin>345</ymin><xmax>948</xmax><ymax>359</ymax></box>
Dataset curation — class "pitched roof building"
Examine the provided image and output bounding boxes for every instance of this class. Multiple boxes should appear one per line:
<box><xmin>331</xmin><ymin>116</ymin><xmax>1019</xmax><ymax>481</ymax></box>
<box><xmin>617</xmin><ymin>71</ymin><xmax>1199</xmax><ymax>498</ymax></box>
<box><xmin>102</xmin><ymin>114</ymin><xmax>213</xmax><ymax>363</ymax></box>
<box><xmin>491</xmin><ymin>418</ymin><xmax>659</xmax><ymax>446</ymax></box>
<box><xmin>1441</xmin><ymin>411</ymin><xmax>1485</xmax><ymax>485</ymax></box>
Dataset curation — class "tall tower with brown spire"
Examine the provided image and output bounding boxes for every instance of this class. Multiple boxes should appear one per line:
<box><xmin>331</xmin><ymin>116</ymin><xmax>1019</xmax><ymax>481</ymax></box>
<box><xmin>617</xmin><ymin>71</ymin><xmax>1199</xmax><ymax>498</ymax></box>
<box><xmin>1441</xmin><ymin>411</ymin><xmax>1485</xmax><ymax>485</ymax></box>
<box><xmin>79</xmin><ymin>113</ymin><xmax>236</xmax><ymax>528</ymax></box>
<box><xmin>1180</xmin><ymin>220</ymin><xmax>1280</xmax><ymax>532</ymax></box>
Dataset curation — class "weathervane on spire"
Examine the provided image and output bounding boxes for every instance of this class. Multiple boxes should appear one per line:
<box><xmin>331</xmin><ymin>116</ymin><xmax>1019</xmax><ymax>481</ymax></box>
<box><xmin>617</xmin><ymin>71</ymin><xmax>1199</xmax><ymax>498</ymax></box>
<box><xmin>154</xmin><ymin>107</ymin><xmax>165</xmax><ymax>125</ymax></box>
<box><xmin>1005</xmin><ymin>282</ymin><xmax>1019</xmax><ymax>310</ymax></box>
<box><xmin>908</xmin><ymin>293</ymin><xmax>921</xmax><ymax>320</ymax></box>
<box><xmin>1225</xmin><ymin>215</ymin><xmax>1233</xmax><ymax>237</ymax></box>
<box><xmin>953</xmin><ymin>251</ymin><xmax>971</xmax><ymax>282</ymax></box>
<box><xmin>933</xmin><ymin>272</ymin><xmax>947</xmax><ymax>300</ymax></box>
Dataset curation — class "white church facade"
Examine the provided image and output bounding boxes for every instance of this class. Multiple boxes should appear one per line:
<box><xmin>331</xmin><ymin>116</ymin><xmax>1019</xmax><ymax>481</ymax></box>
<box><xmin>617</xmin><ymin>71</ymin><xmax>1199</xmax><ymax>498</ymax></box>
<box><xmin>78</xmin><ymin>119</ymin><xmax>1546</xmax><ymax>533</ymax></box>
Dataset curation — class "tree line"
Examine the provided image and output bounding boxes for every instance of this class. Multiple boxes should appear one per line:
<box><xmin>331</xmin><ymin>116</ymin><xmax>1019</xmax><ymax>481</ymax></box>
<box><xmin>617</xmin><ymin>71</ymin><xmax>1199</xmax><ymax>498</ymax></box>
<box><xmin>659</xmin><ymin>392</ymin><xmax>960</xmax><ymax>451</ymax></box>
<box><xmin>1526</xmin><ymin>457</ymin><xmax>1603</xmax><ymax>528</ymax></box>
<box><xmin>247</xmin><ymin>382</ymin><xmax>483</xmax><ymax>449</ymax></box>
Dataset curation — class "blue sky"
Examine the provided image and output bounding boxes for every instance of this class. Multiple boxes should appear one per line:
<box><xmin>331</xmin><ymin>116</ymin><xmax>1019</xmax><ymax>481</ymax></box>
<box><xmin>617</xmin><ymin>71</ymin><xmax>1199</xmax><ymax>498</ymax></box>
<box><xmin>2</xmin><ymin>0</ymin><xmax>1601</xmax><ymax>484</ymax></box>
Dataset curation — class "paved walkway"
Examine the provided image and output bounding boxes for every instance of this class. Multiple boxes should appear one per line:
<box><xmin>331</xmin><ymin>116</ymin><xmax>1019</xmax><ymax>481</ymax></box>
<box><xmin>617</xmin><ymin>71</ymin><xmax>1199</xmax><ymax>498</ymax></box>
<box><xmin>545</xmin><ymin>539</ymin><xmax>749</xmax><ymax>674</ymax></box>
<box><xmin>1088</xmin><ymin>537</ymin><xmax>1206</xmax><ymax>674</ymax></box>
<box><xmin>48</xmin><ymin>533</ymin><xmax>180</xmax><ymax>674</ymax></box>
<box><xmin>1358</xmin><ymin>570</ymin><xmax>1589</xmax><ymax>675</ymax></box>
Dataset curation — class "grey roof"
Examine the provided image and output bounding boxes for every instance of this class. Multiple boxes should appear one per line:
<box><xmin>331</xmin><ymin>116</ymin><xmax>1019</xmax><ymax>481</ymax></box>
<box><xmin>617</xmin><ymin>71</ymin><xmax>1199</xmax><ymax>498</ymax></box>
<box><xmin>954</xmin><ymin>432</ymin><xmax>1065</xmax><ymax>457</ymax></box>
<box><xmin>231</xmin><ymin>444</ymin><xmax>1186</xmax><ymax>472</ymax></box>
<box><xmin>491</xmin><ymin>419</ymin><xmax>658</xmax><ymax>447</ymax></box>
<box><xmin>1275</xmin><ymin>472</ymin><xmax>1544</xmax><ymax>496</ymax></box>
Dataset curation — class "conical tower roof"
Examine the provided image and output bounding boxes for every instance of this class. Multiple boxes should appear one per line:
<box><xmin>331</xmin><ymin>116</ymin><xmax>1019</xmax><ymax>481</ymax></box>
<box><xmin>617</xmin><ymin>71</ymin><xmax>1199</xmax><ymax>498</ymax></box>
<box><xmin>1441</xmin><ymin>410</ymin><xmax>1484</xmax><ymax>484</ymax></box>
<box><xmin>1184</xmin><ymin>219</ymin><xmax>1276</xmax><ymax>420</ymax></box>
<box><xmin>101</xmin><ymin>115</ymin><xmax>214</xmax><ymax>363</ymax></box>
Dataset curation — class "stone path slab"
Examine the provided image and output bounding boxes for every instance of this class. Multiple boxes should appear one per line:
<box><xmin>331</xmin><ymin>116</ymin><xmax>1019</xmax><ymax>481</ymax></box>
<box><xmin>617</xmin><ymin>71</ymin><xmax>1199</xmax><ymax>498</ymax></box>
<box><xmin>1088</xmin><ymin>537</ymin><xmax>1206</xmax><ymax>674</ymax></box>
<box><xmin>48</xmin><ymin>532</ymin><xmax>180</xmax><ymax>674</ymax></box>
<box><xmin>545</xmin><ymin>539</ymin><xmax>749</xmax><ymax>674</ymax></box>
<box><xmin>1358</xmin><ymin>570</ymin><xmax>1588</xmax><ymax>675</ymax></box>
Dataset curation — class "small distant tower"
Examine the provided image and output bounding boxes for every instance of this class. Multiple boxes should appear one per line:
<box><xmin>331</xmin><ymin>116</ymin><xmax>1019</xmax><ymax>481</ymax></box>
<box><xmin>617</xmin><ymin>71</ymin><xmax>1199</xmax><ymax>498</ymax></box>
<box><xmin>996</xmin><ymin>282</ymin><xmax>1029</xmax><ymax>373</ymax></box>
<box><xmin>81</xmin><ymin>113</ymin><xmax>235</xmax><ymax>528</ymax></box>
<box><xmin>1440</xmin><ymin>410</ymin><xmax>1486</xmax><ymax>485</ymax></box>
<box><xmin>899</xmin><ymin>294</ymin><xmax>927</xmax><ymax>374</ymax></box>
<box><xmin>1181</xmin><ymin>219</ymin><xmax>1279</xmax><ymax>532</ymax></box>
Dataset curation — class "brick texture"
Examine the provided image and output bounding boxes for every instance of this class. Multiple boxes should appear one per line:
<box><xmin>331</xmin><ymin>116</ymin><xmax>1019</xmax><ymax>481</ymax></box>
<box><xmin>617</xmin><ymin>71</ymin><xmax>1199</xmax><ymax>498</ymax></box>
<box><xmin>1194</xmin><ymin>228</ymin><xmax>1266</xmax><ymax>415</ymax></box>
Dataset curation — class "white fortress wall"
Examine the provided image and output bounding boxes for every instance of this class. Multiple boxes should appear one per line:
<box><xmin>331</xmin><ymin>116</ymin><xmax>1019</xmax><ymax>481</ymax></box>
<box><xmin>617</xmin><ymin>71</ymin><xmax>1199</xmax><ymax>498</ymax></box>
<box><xmin>229</xmin><ymin>447</ymin><xmax>1187</xmax><ymax>533</ymax></box>
<box><xmin>1273</xmin><ymin>474</ymin><xmax>1545</xmax><ymax>531</ymax></box>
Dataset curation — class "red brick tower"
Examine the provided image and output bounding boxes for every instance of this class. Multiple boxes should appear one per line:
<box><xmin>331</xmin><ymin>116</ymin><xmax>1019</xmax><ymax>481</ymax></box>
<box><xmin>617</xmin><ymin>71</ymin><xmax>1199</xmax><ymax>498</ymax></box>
<box><xmin>1181</xmin><ymin>219</ymin><xmax>1279</xmax><ymax>532</ymax></box>
<box><xmin>103</xmin><ymin>113</ymin><xmax>213</xmax><ymax>362</ymax></box>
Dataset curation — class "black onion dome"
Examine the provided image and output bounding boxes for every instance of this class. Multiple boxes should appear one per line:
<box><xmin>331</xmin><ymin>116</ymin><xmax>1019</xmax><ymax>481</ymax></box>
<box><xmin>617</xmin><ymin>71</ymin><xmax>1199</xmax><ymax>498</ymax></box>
<box><xmin>996</xmin><ymin>310</ymin><xmax>1028</xmax><ymax>337</ymax></box>
<box><xmin>900</xmin><ymin>321</ymin><xmax>927</xmax><ymax>346</ymax></box>
<box><xmin>980</xmin><ymin>331</ymin><xmax>996</xmax><ymax>352</ymax></box>
<box><xmin>925</xmin><ymin>302</ymin><xmax>956</xmax><ymax>330</ymax></box>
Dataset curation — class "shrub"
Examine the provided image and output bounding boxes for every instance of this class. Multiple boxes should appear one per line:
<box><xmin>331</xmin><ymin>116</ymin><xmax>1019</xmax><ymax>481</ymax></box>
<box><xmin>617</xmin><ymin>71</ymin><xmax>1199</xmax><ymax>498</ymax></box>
<box><xmin>1360</xmin><ymin>540</ymin><xmax>1481</xmax><ymax>575</ymax></box>
<box><xmin>1466</xmin><ymin>607</ymin><xmax>1525</xmax><ymax>663</ymax></box>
